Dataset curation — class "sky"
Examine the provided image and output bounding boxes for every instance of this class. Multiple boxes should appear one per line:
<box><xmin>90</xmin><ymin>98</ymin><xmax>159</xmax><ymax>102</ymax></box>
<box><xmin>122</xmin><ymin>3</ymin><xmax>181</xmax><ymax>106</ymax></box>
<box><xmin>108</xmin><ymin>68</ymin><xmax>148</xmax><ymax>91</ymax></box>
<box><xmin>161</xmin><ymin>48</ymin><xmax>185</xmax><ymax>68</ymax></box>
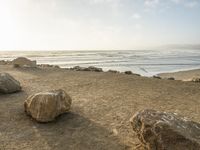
<box><xmin>0</xmin><ymin>0</ymin><xmax>200</xmax><ymax>50</ymax></box>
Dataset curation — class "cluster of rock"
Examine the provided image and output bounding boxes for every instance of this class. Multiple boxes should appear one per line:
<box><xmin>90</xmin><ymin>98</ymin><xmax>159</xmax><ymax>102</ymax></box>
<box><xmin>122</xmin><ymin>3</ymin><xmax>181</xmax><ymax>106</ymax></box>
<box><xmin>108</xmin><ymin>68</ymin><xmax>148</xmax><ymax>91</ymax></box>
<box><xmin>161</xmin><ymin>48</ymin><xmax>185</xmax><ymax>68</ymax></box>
<box><xmin>0</xmin><ymin>60</ymin><xmax>11</xmax><ymax>65</ymax></box>
<box><xmin>70</xmin><ymin>66</ymin><xmax>103</xmax><ymax>72</ymax></box>
<box><xmin>1</xmin><ymin>57</ymin><xmax>145</xmax><ymax>76</ymax></box>
<box><xmin>191</xmin><ymin>77</ymin><xmax>200</xmax><ymax>82</ymax></box>
<box><xmin>153</xmin><ymin>76</ymin><xmax>176</xmax><ymax>80</ymax></box>
<box><xmin>0</xmin><ymin>71</ymin><xmax>72</xmax><ymax>122</ymax></box>
<box><xmin>37</xmin><ymin>64</ymin><xmax>60</xmax><ymax>68</ymax></box>
<box><xmin>130</xmin><ymin>109</ymin><xmax>200</xmax><ymax>150</ymax></box>
<box><xmin>69</xmin><ymin>66</ymin><xmax>143</xmax><ymax>76</ymax></box>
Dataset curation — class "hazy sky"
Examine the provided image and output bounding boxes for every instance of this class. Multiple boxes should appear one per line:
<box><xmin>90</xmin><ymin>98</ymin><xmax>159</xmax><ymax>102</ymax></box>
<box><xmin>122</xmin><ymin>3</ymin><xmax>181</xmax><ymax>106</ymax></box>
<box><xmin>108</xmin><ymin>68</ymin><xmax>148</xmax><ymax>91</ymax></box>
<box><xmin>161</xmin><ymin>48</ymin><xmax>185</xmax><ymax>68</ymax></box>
<box><xmin>0</xmin><ymin>0</ymin><xmax>200</xmax><ymax>50</ymax></box>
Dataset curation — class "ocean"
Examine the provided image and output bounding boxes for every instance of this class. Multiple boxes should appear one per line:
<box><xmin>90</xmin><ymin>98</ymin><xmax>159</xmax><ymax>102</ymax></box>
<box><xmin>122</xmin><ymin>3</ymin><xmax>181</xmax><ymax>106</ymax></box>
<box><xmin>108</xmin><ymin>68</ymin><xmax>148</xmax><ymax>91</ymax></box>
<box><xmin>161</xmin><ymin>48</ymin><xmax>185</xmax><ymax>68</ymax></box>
<box><xmin>1</xmin><ymin>50</ymin><xmax>200</xmax><ymax>76</ymax></box>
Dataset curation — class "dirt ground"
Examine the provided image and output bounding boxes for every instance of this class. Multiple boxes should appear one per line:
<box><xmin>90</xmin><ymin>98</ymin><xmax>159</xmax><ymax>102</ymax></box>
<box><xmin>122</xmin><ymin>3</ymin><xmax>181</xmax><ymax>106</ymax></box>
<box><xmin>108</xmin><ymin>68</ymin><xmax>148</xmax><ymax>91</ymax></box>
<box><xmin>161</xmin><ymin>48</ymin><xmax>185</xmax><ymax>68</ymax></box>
<box><xmin>1</xmin><ymin>65</ymin><xmax>200</xmax><ymax>150</ymax></box>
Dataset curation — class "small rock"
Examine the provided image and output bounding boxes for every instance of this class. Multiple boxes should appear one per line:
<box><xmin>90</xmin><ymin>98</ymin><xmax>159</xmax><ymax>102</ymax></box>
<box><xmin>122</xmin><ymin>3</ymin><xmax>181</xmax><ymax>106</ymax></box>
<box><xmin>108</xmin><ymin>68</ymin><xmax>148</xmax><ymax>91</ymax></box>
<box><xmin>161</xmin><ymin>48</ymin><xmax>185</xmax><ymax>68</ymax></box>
<box><xmin>112</xmin><ymin>128</ymin><xmax>118</xmax><ymax>136</ymax></box>
<box><xmin>153</xmin><ymin>75</ymin><xmax>161</xmax><ymax>79</ymax></box>
<box><xmin>0</xmin><ymin>73</ymin><xmax>21</xmax><ymax>94</ymax></box>
<box><xmin>108</xmin><ymin>70</ymin><xmax>119</xmax><ymax>73</ymax></box>
<box><xmin>13</xmin><ymin>64</ymin><xmax>20</xmax><ymax>68</ymax></box>
<box><xmin>124</xmin><ymin>71</ymin><xmax>133</xmax><ymax>75</ymax></box>
<box><xmin>130</xmin><ymin>109</ymin><xmax>200</xmax><ymax>150</ymax></box>
<box><xmin>167</xmin><ymin>77</ymin><xmax>175</xmax><ymax>80</ymax></box>
<box><xmin>24</xmin><ymin>89</ymin><xmax>72</xmax><ymax>122</ymax></box>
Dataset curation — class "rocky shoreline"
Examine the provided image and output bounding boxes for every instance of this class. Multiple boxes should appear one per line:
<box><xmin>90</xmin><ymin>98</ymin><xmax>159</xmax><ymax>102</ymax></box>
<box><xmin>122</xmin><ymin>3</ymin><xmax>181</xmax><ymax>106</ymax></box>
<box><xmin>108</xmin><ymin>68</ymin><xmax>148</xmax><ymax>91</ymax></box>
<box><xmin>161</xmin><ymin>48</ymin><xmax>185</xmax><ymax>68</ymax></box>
<box><xmin>1</xmin><ymin>57</ymin><xmax>200</xmax><ymax>150</ymax></box>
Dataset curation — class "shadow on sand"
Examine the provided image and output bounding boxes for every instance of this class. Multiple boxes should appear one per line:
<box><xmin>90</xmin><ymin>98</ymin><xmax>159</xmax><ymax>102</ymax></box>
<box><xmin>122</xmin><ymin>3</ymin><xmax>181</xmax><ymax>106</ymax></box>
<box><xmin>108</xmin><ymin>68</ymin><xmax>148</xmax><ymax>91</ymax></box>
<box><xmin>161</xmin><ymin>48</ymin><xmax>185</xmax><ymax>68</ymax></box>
<box><xmin>0</xmin><ymin>105</ymin><xmax>125</xmax><ymax>150</ymax></box>
<box><xmin>31</xmin><ymin>112</ymin><xmax>124</xmax><ymax>150</ymax></box>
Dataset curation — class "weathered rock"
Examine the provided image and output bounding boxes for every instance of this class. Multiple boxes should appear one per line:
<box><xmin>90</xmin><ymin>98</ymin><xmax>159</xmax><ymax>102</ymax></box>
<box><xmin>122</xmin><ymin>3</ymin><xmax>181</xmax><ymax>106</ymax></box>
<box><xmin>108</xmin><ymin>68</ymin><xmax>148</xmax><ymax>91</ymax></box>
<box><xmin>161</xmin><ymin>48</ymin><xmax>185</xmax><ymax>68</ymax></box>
<box><xmin>130</xmin><ymin>109</ymin><xmax>200</xmax><ymax>150</ymax></box>
<box><xmin>123</xmin><ymin>71</ymin><xmax>141</xmax><ymax>76</ymax></box>
<box><xmin>70</xmin><ymin>66</ymin><xmax>85</xmax><ymax>71</ymax></box>
<box><xmin>87</xmin><ymin>66</ymin><xmax>103</xmax><ymax>72</ymax></box>
<box><xmin>70</xmin><ymin>66</ymin><xmax>103</xmax><ymax>72</ymax></box>
<box><xmin>24</xmin><ymin>89</ymin><xmax>72</xmax><ymax>122</ymax></box>
<box><xmin>0</xmin><ymin>60</ymin><xmax>11</xmax><ymax>65</ymax></box>
<box><xmin>153</xmin><ymin>75</ymin><xmax>162</xmax><ymax>79</ymax></box>
<box><xmin>12</xmin><ymin>57</ymin><xmax>37</xmax><ymax>68</ymax></box>
<box><xmin>0</xmin><ymin>73</ymin><xmax>21</xmax><ymax>94</ymax></box>
<box><xmin>108</xmin><ymin>70</ymin><xmax>119</xmax><ymax>73</ymax></box>
<box><xmin>167</xmin><ymin>77</ymin><xmax>175</xmax><ymax>80</ymax></box>
<box><xmin>192</xmin><ymin>77</ymin><xmax>200</xmax><ymax>82</ymax></box>
<box><xmin>53</xmin><ymin>65</ymin><xmax>60</xmax><ymax>68</ymax></box>
<box><xmin>124</xmin><ymin>71</ymin><xmax>133</xmax><ymax>75</ymax></box>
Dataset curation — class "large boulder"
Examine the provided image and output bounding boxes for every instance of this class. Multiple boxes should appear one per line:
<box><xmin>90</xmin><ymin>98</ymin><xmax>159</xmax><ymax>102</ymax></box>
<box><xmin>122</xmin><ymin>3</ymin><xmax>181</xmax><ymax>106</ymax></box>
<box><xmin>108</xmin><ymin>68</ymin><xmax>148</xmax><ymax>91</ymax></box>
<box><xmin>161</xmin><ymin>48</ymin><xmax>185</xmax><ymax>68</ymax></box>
<box><xmin>24</xmin><ymin>89</ymin><xmax>72</xmax><ymax>122</ymax></box>
<box><xmin>12</xmin><ymin>57</ymin><xmax>37</xmax><ymax>68</ymax></box>
<box><xmin>0</xmin><ymin>73</ymin><xmax>21</xmax><ymax>94</ymax></box>
<box><xmin>130</xmin><ymin>109</ymin><xmax>200</xmax><ymax>150</ymax></box>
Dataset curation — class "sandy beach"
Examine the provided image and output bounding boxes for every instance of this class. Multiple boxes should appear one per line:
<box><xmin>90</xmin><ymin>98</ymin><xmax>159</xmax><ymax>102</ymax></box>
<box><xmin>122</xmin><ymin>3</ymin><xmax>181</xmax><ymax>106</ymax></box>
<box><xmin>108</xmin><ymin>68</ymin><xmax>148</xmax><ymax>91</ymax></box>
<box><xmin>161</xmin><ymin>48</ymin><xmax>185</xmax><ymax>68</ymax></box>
<box><xmin>158</xmin><ymin>69</ymin><xmax>200</xmax><ymax>81</ymax></box>
<box><xmin>0</xmin><ymin>64</ymin><xmax>200</xmax><ymax>149</ymax></box>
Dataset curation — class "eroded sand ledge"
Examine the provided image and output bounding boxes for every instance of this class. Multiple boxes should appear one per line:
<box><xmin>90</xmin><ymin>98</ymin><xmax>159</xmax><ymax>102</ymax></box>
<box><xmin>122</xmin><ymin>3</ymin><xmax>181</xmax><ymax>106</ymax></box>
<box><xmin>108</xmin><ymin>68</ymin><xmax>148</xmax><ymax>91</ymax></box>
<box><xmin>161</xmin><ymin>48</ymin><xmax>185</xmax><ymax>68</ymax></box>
<box><xmin>0</xmin><ymin>64</ymin><xmax>200</xmax><ymax>150</ymax></box>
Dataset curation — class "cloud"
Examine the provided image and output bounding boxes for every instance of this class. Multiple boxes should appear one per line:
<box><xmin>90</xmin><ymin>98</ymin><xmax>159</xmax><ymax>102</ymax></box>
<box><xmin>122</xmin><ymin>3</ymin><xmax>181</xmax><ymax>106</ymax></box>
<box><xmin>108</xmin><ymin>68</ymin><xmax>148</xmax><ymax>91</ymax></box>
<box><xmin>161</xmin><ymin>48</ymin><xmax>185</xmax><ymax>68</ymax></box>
<box><xmin>132</xmin><ymin>13</ymin><xmax>141</xmax><ymax>19</ymax></box>
<box><xmin>170</xmin><ymin>0</ymin><xmax>183</xmax><ymax>4</ymax></box>
<box><xmin>144</xmin><ymin>0</ymin><xmax>159</xmax><ymax>7</ymax></box>
<box><xmin>134</xmin><ymin>23</ymin><xmax>142</xmax><ymax>30</ymax></box>
<box><xmin>170</xmin><ymin>0</ymin><xmax>199</xmax><ymax>8</ymax></box>
<box><xmin>89</xmin><ymin>0</ymin><xmax>120</xmax><ymax>4</ymax></box>
<box><xmin>185</xmin><ymin>1</ymin><xmax>199</xmax><ymax>8</ymax></box>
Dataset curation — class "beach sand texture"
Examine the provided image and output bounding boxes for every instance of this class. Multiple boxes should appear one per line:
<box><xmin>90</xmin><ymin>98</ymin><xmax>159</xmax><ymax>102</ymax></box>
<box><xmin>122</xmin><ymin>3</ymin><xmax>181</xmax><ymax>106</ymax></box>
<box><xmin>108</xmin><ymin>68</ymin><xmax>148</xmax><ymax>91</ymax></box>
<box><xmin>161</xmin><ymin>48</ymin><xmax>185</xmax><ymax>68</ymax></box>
<box><xmin>0</xmin><ymin>65</ymin><xmax>200</xmax><ymax>150</ymax></box>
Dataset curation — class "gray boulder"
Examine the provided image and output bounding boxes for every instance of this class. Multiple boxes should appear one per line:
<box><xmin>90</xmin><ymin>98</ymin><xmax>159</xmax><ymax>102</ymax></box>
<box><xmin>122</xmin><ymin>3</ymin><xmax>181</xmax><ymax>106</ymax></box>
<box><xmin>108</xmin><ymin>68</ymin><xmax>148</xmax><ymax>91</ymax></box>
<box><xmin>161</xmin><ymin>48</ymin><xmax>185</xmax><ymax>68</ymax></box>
<box><xmin>130</xmin><ymin>109</ymin><xmax>200</xmax><ymax>150</ymax></box>
<box><xmin>0</xmin><ymin>73</ymin><xmax>21</xmax><ymax>94</ymax></box>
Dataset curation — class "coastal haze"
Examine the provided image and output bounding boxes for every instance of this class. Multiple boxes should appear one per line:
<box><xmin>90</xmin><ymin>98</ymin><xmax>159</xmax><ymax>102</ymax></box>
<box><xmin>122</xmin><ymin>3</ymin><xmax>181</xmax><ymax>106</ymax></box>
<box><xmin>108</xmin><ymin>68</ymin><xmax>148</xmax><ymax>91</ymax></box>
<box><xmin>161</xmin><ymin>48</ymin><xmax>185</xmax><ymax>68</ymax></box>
<box><xmin>0</xmin><ymin>0</ymin><xmax>200</xmax><ymax>50</ymax></box>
